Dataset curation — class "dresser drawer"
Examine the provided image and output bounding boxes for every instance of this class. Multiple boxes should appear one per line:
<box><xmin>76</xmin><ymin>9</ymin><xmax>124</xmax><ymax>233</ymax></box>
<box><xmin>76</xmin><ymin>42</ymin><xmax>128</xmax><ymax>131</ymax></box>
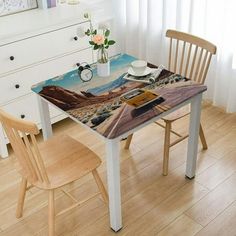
<box><xmin>0</xmin><ymin>21</ymin><xmax>90</xmax><ymax>75</ymax></box>
<box><xmin>0</xmin><ymin>48</ymin><xmax>93</xmax><ymax>105</ymax></box>
<box><xmin>1</xmin><ymin>94</ymin><xmax>63</xmax><ymax>124</ymax></box>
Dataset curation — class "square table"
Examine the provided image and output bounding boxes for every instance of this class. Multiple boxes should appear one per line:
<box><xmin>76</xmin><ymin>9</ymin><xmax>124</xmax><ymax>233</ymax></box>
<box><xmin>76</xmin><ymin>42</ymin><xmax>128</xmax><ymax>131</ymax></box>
<box><xmin>32</xmin><ymin>54</ymin><xmax>207</xmax><ymax>232</ymax></box>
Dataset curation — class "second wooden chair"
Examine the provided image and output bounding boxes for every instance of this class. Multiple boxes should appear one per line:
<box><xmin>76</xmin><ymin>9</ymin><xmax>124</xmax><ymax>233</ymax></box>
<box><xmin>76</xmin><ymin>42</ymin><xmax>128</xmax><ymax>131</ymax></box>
<box><xmin>125</xmin><ymin>29</ymin><xmax>217</xmax><ymax>176</ymax></box>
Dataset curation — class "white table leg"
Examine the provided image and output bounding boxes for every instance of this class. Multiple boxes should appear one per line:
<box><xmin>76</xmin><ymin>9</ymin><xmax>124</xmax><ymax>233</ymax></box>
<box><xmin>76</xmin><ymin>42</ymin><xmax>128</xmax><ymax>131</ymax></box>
<box><xmin>186</xmin><ymin>93</ymin><xmax>202</xmax><ymax>178</ymax></box>
<box><xmin>0</xmin><ymin>124</ymin><xmax>8</xmax><ymax>158</ymax></box>
<box><xmin>106</xmin><ymin>139</ymin><xmax>122</xmax><ymax>232</ymax></box>
<box><xmin>37</xmin><ymin>96</ymin><xmax>53</xmax><ymax>140</ymax></box>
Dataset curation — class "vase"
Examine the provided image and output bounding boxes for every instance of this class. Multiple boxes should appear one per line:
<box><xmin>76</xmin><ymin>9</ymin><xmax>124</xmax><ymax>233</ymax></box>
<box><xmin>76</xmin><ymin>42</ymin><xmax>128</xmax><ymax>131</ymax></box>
<box><xmin>97</xmin><ymin>48</ymin><xmax>110</xmax><ymax>77</ymax></box>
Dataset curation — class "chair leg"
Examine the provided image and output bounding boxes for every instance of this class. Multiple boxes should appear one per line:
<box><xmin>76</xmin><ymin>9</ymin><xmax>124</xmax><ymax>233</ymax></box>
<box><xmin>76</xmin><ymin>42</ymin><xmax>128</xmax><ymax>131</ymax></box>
<box><xmin>16</xmin><ymin>177</ymin><xmax>27</xmax><ymax>218</ymax></box>
<box><xmin>92</xmin><ymin>169</ymin><xmax>109</xmax><ymax>204</ymax></box>
<box><xmin>48</xmin><ymin>190</ymin><xmax>55</xmax><ymax>236</ymax></box>
<box><xmin>199</xmin><ymin>123</ymin><xmax>208</xmax><ymax>150</ymax></box>
<box><xmin>163</xmin><ymin>121</ymin><xmax>171</xmax><ymax>176</ymax></box>
<box><xmin>124</xmin><ymin>134</ymin><xmax>133</xmax><ymax>149</ymax></box>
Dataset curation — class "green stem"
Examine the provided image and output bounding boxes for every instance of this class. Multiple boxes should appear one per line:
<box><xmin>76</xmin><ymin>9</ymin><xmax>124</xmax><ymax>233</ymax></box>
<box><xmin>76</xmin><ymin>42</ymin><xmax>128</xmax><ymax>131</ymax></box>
<box><xmin>99</xmin><ymin>47</ymin><xmax>108</xmax><ymax>63</ymax></box>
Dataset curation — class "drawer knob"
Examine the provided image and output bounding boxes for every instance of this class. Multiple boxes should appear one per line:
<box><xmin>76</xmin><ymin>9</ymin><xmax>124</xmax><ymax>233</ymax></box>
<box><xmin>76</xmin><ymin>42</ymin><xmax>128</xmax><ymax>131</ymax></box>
<box><xmin>73</xmin><ymin>36</ymin><xmax>78</xmax><ymax>41</ymax></box>
<box><xmin>20</xmin><ymin>114</ymin><xmax>25</xmax><ymax>119</ymax></box>
<box><xmin>10</xmin><ymin>56</ymin><xmax>15</xmax><ymax>61</ymax></box>
<box><xmin>15</xmin><ymin>84</ymin><xmax>20</xmax><ymax>89</ymax></box>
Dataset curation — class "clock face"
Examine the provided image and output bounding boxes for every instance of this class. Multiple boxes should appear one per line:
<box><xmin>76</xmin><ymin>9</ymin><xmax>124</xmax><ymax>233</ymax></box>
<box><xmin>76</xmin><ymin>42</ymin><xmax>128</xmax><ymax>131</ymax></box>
<box><xmin>80</xmin><ymin>68</ymin><xmax>93</xmax><ymax>82</ymax></box>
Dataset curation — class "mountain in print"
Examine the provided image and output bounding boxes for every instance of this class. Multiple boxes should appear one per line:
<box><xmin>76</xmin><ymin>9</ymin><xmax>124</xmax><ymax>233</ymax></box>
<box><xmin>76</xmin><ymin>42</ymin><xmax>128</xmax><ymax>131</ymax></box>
<box><xmin>39</xmin><ymin>81</ymin><xmax>143</xmax><ymax>111</ymax></box>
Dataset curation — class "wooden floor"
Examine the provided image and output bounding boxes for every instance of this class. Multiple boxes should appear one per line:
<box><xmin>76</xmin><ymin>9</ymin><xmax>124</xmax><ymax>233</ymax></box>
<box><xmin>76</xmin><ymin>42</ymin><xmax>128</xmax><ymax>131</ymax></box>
<box><xmin>0</xmin><ymin>102</ymin><xmax>236</xmax><ymax>236</ymax></box>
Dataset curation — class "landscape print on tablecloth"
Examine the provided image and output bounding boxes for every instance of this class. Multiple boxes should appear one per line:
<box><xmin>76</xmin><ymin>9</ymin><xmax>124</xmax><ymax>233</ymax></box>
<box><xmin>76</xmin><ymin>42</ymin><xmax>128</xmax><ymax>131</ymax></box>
<box><xmin>38</xmin><ymin>74</ymin><xmax>144</xmax><ymax>128</ymax></box>
<box><xmin>32</xmin><ymin>54</ymin><xmax>207</xmax><ymax>139</ymax></box>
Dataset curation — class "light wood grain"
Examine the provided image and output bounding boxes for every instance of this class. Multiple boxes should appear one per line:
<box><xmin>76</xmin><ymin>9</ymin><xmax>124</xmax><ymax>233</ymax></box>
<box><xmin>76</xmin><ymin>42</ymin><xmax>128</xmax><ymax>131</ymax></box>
<box><xmin>163</xmin><ymin>121</ymin><xmax>171</xmax><ymax>175</ymax></box>
<box><xmin>195</xmin><ymin>149</ymin><xmax>236</xmax><ymax>190</ymax></box>
<box><xmin>0</xmin><ymin>110</ymin><xmax>108</xmax><ymax>236</ymax></box>
<box><xmin>159</xmin><ymin>29</ymin><xmax>217</xmax><ymax>175</ymax></box>
<box><xmin>121</xmin><ymin>181</ymin><xmax>208</xmax><ymax>236</ymax></box>
<box><xmin>126</xmin><ymin>29</ymin><xmax>217</xmax><ymax>176</ymax></box>
<box><xmin>195</xmin><ymin>201</ymin><xmax>236</xmax><ymax>236</ymax></box>
<box><xmin>186</xmin><ymin>171</ymin><xmax>236</xmax><ymax>226</ymax></box>
<box><xmin>124</xmin><ymin>134</ymin><xmax>133</xmax><ymax>150</ymax></box>
<box><xmin>48</xmin><ymin>190</ymin><xmax>55</xmax><ymax>236</ymax></box>
<box><xmin>0</xmin><ymin>105</ymin><xmax>235</xmax><ymax>235</ymax></box>
<box><xmin>15</xmin><ymin>178</ymin><xmax>27</xmax><ymax>218</ymax></box>
<box><xmin>157</xmin><ymin>214</ymin><xmax>202</xmax><ymax>236</ymax></box>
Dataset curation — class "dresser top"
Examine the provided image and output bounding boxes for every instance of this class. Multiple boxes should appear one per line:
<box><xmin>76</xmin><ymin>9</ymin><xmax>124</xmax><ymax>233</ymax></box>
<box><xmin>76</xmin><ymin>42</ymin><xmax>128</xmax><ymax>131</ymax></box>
<box><xmin>0</xmin><ymin>0</ymin><xmax>112</xmax><ymax>46</ymax></box>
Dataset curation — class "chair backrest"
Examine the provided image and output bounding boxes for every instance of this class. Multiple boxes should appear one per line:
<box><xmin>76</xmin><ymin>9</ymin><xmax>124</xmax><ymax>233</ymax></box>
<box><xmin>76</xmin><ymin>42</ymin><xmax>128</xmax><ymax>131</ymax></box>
<box><xmin>166</xmin><ymin>29</ymin><xmax>217</xmax><ymax>84</ymax></box>
<box><xmin>0</xmin><ymin>110</ymin><xmax>49</xmax><ymax>185</ymax></box>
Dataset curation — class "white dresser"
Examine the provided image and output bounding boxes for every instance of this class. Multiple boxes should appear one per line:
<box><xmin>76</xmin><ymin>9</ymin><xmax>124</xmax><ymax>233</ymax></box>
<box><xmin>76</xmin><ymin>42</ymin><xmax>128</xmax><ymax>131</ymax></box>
<box><xmin>0</xmin><ymin>3</ymin><xmax>112</xmax><ymax>158</ymax></box>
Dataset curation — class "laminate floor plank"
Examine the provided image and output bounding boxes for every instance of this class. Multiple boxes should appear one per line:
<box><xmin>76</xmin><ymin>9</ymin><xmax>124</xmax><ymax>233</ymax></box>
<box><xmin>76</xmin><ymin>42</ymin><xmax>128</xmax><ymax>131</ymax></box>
<box><xmin>0</xmin><ymin>105</ymin><xmax>235</xmax><ymax>235</ymax></box>
<box><xmin>185</xmin><ymin>172</ymin><xmax>236</xmax><ymax>226</ymax></box>
<box><xmin>122</xmin><ymin>181</ymin><xmax>208</xmax><ymax>236</ymax></box>
<box><xmin>157</xmin><ymin>214</ymin><xmax>203</xmax><ymax>236</ymax></box>
<box><xmin>67</xmin><ymin>166</ymin><xmax>191</xmax><ymax>236</ymax></box>
<box><xmin>195</xmin><ymin>200</ymin><xmax>236</xmax><ymax>236</ymax></box>
<box><xmin>195</xmin><ymin>150</ymin><xmax>236</xmax><ymax>190</ymax></box>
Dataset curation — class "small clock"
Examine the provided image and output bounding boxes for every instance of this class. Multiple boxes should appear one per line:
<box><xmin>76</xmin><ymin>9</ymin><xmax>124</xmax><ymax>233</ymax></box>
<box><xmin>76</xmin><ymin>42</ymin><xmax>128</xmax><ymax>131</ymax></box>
<box><xmin>77</xmin><ymin>62</ymin><xmax>93</xmax><ymax>82</ymax></box>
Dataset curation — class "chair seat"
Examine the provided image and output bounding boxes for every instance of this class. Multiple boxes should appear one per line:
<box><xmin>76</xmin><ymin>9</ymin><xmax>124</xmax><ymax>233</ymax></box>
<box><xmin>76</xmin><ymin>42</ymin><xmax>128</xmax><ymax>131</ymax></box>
<box><xmin>33</xmin><ymin>135</ymin><xmax>101</xmax><ymax>189</ymax></box>
<box><xmin>162</xmin><ymin>105</ymin><xmax>190</xmax><ymax>122</ymax></box>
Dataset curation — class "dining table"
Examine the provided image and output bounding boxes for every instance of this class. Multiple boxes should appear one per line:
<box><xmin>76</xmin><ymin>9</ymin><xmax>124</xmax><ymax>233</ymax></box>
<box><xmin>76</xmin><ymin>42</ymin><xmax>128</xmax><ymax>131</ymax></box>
<box><xmin>32</xmin><ymin>53</ymin><xmax>207</xmax><ymax>232</ymax></box>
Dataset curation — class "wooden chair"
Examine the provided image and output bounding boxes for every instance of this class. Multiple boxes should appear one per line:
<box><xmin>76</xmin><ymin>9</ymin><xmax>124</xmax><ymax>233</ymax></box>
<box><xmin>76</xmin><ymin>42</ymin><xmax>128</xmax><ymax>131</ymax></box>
<box><xmin>0</xmin><ymin>109</ymin><xmax>108</xmax><ymax>236</ymax></box>
<box><xmin>125</xmin><ymin>29</ymin><xmax>217</xmax><ymax>176</ymax></box>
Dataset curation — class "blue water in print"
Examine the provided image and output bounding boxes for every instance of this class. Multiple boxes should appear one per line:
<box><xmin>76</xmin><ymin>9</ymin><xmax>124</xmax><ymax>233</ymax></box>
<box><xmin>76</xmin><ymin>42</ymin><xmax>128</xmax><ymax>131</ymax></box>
<box><xmin>31</xmin><ymin>54</ymin><xmax>136</xmax><ymax>94</ymax></box>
